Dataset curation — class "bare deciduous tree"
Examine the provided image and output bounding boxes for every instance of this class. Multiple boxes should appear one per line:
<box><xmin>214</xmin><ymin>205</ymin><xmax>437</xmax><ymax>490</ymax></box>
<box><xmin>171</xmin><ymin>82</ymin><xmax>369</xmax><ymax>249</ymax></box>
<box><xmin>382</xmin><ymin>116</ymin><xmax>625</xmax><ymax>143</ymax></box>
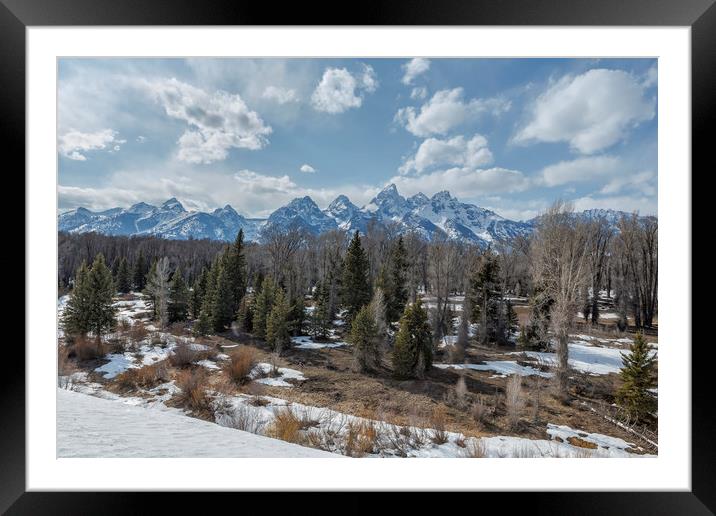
<box><xmin>530</xmin><ymin>201</ymin><xmax>590</xmax><ymax>397</ymax></box>
<box><xmin>145</xmin><ymin>256</ymin><xmax>171</xmax><ymax>329</ymax></box>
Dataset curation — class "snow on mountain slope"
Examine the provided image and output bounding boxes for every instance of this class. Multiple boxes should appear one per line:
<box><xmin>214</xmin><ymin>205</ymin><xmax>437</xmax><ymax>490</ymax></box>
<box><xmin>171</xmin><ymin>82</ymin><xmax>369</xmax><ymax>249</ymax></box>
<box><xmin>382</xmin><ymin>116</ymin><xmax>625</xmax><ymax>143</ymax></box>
<box><xmin>57</xmin><ymin>388</ymin><xmax>337</xmax><ymax>458</ymax></box>
<box><xmin>58</xmin><ymin>187</ymin><xmax>648</xmax><ymax>245</ymax></box>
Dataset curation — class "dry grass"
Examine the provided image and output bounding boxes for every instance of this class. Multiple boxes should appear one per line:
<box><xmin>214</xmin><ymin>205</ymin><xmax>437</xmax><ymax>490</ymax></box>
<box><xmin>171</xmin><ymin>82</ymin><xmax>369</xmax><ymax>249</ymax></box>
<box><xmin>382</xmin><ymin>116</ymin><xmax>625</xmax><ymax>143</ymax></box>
<box><xmin>470</xmin><ymin>394</ymin><xmax>492</xmax><ymax>428</ymax></box>
<box><xmin>113</xmin><ymin>361</ymin><xmax>170</xmax><ymax>392</ymax></box>
<box><xmin>266</xmin><ymin>406</ymin><xmax>304</xmax><ymax>444</ymax></box>
<box><xmin>505</xmin><ymin>374</ymin><xmax>526</xmax><ymax>430</ymax></box>
<box><xmin>463</xmin><ymin>439</ymin><xmax>487</xmax><ymax>458</ymax></box>
<box><xmin>72</xmin><ymin>336</ymin><xmax>105</xmax><ymax>361</ymax></box>
<box><xmin>175</xmin><ymin>369</ymin><xmax>211</xmax><ymax>416</ymax></box>
<box><xmin>225</xmin><ymin>346</ymin><xmax>257</xmax><ymax>385</ymax></box>
<box><xmin>216</xmin><ymin>404</ymin><xmax>265</xmax><ymax>434</ymax></box>
<box><xmin>429</xmin><ymin>406</ymin><xmax>449</xmax><ymax>445</ymax></box>
<box><xmin>169</xmin><ymin>343</ymin><xmax>197</xmax><ymax>368</ymax></box>
<box><xmin>344</xmin><ymin>420</ymin><xmax>378</xmax><ymax>457</ymax></box>
<box><xmin>127</xmin><ymin>322</ymin><xmax>149</xmax><ymax>343</ymax></box>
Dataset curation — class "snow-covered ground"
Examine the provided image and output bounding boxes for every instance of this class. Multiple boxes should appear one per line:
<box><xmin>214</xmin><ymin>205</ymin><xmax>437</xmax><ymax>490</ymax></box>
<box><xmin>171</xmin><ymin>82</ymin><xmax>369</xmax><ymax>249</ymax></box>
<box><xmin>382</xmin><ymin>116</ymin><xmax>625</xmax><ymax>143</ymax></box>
<box><xmin>513</xmin><ymin>339</ymin><xmax>657</xmax><ymax>376</ymax></box>
<box><xmin>251</xmin><ymin>363</ymin><xmax>306</xmax><ymax>387</ymax></box>
<box><xmin>435</xmin><ymin>361</ymin><xmax>553</xmax><ymax>378</ymax></box>
<box><xmin>57</xmin><ymin>388</ymin><xmax>337</xmax><ymax>458</ymax></box>
<box><xmin>292</xmin><ymin>335</ymin><xmax>346</xmax><ymax>349</ymax></box>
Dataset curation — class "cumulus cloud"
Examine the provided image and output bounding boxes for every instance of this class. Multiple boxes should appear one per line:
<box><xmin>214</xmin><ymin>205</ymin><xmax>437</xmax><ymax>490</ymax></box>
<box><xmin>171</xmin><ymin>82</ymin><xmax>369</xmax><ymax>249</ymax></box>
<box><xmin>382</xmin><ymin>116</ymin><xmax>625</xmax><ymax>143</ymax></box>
<box><xmin>395</xmin><ymin>88</ymin><xmax>511</xmax><ymax>137</ymax></box>
<box><xmin>58</xmin><ymin>129</ymin><xmax>126</xmax><ymax>160</ymax></box>
<box><xmin>389</xmin><ymin>166</ymin><xmax>529</xmax><ymax>199</ymax></box>
<box><xmin>399</xmin><ymin>134</ymin><xmax>493</xmax><ymax>174</ymax></box>
<box><xmin>262</xmin><ymin>86</ymin><xmax>299</xmax><ymax>104</ymax></box>
<box><xmin>311</xmin><ymin>65</ymin><xmax>378</xmax><ymax>114</ymax></box>
<box><xmin>600</xmin><ymin>169</ymin><xmax>656</xmax><ymax>196</ymax></box>
<box><xmin>299</xmin><ymin>164</ymin><xmax>316</xmax><ymax>173</ymax></box>
<box><xmin>539</xmin><ymin>155</ymin><xmax>620</xmax><ymax>187</ymax></box>
<box><xmin>136</xmin><ymin>135</ymin><xmax>147</xmax><ymax>143</ymax></box>
<box><xmin>402</xmin><ymin>58</ymin><xmax>430</xmax><ymax>85</ymax></box>
<box><xmin>514</xmin><ymin>68</ymin><xmax>655</xmax><ymax>154</ymax></box>
<box><xmin>140</xmin><ymin>78</ymin><xmax>272</xmax><ymax>164</ymax></box>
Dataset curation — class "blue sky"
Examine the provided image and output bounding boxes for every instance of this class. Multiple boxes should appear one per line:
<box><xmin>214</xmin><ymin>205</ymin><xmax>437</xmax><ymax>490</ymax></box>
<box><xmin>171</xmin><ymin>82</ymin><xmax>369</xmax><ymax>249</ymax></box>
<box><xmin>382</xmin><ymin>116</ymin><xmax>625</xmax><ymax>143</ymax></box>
<box><xmin>57</xmin><ymin>57</ymin><xmax>657</xmax><ymax>220</ymax></box>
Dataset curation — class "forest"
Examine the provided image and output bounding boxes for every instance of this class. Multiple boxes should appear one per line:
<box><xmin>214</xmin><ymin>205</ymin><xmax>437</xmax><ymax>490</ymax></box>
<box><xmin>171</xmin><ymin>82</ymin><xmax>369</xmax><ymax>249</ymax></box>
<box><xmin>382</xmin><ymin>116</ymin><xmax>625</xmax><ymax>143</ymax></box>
<box><xmin>58</xmin><ymin>201</ymin><xmax>658</xmax><ymax>458</ymax></box>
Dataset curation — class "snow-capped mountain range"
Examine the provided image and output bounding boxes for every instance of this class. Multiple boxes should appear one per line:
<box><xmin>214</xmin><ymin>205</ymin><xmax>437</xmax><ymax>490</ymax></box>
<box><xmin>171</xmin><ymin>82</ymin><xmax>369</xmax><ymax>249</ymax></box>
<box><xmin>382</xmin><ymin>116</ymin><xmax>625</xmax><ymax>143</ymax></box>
<box><xmin>58</xmin><ymin>185</ymin><xmax>643</xmax><ymax>246</ymax></box>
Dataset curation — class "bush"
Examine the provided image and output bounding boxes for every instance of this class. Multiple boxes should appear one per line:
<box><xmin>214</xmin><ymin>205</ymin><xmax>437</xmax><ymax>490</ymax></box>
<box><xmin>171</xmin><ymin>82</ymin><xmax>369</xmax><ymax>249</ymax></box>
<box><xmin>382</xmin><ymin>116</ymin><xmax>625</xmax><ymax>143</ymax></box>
<box><xmin>216</xmin><ymin>404</ymin><xmax>265</xmax><ymax>434</ymax></box>
<box><xmin>429</xmin><ymin>406</ymin><xmax>449</xmax><ymax>445</ymax></box>
<box><xmin>266</xmin><ymin>406</ymin><xmax>304</xmax><ymax>444</ymax></box>
<box><xmin>225</xmin><ymin>346</ymin><xmax>257</xmax><ymax>385</ymax></box>
<box><xmin>505</xmin><ymin>374</ymin><xmax>526</xmax><ymax>429</ymax></box>
<box><xmin>113</xmin><ymin>361</ymin><xmax>170</xmax><ymax>391</ymax></box>
<box><xmin>344</xmin><ymin>420</ymin><xmax>378</xmax><ymax>457</ymax></box>
<box><xmin>463</xmin><ymin>439</ymin><xmax>486</xmax><ymax>458</ymax></box>
<box><xmin>470</xmin><ymin>394</ymin><xmax>492</xmax><ymax>427</ymax></box>
<box><xmin>176</xmin><ymin>369</ymin><xmax>211</xmax><ymax>415</ymax></box>
<box><xmin>72</xmin><ymin>335</ymin><xmax>105</xmax><ymax>361</ymax></box>
<box><xmin>169</xmin><ymin>343</ymin><xmax>197</xmax><ymax>368</ymax></box>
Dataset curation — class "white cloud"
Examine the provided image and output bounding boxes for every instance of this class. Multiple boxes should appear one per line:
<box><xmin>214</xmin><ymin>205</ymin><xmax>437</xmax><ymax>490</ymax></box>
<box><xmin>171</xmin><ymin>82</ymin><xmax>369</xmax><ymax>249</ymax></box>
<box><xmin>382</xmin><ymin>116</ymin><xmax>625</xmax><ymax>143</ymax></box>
<box><xmin>399</xmin><ymin>134</ymin><xmax>493</xmax><ymax>174</ymax></box>
<box><xmin>395</xmin><ymin>88</ymin><xmax>510</xmax><ymax>137</ymax></box>
<box><xmin>389</xmin><ymin>166</ymin><xmax>529</xmax><ymax>199</ymax></box>
<box><xmin>539</xmin><ymin>155</ymin><xmax>620</xmax><ymax>187</ymax></box>
<box><xmin>402</xmin><ymin>58</ymin><xmax>430</xmax><ymax>85</ymax></box>
<box><xmin>642</xmin><ymin>64</ymin><xmax>657</xmax><ymax>89</ymax></box>
<box><xmin>600</xmin><ymin>170</ymin><xmax>656</xmax><ymax>195</ymax></box>
<box><xmin>310</xmin><ymin>66</ymin><xmax>378</xmax><ymax>114</ymax></box>
<box><xmin>136</xmin><ymin>135</ymin><xmax>147</xmax><ymax>143</ymax></box>
<box><xmin>410</xmin><ymin>87</ymin><xmax>428</xmax><ymax>100</ymax></box>
<box><xmin>514</xmin><ymin>68</ymin><xmax>655</xmax><ymax>154</ymax></box>
<box><xmin>262</xmin><ymin>86</ymin><xmax>299</xmax><ymax>104</ymax></box>
<box><xmin>140</xmin><ymin>78</ymin><xmax>272</xmax><ymax>164</ymax></box>
<box><xmin>299</xmin><ymin>164</ymin><xmax>316</xmax><ymax>174</ymax></box>
<box><xmin>58</xmin><ymin>129</ymin><xmax>125</xmax><ymax>160</ymax></box>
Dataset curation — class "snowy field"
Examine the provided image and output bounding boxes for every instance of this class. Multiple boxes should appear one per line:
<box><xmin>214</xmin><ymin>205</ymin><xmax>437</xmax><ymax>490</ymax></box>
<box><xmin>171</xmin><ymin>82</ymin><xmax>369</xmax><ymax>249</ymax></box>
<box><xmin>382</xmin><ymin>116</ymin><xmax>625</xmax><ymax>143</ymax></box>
<box><xmin>435</xmin><ymin>361</ymin><xmax>553</xmax><ymax>378</ymax></box>
<box><xmin>57</xmin><ymin>388</ymin><xmax>337</xmax><ymax>458</ymax></box>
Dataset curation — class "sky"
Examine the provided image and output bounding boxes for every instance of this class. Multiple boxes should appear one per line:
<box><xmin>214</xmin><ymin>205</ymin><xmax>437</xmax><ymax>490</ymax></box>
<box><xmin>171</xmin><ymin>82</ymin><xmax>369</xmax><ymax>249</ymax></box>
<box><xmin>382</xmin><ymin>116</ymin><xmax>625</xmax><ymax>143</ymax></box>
<box><xmin>57</xmin><ymin>57</ymin><xmax>657</xmax><ymax>221</ymax></box>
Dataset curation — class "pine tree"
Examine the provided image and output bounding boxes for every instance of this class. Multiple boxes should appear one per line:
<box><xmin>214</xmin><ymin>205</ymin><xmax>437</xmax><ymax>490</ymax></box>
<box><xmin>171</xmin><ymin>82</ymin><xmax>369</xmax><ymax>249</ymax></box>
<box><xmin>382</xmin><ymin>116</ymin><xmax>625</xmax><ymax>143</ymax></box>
<box><xmin>133</xmin><ymin>250</ymin><xmax>147</xmax><ymax>291</ymax></box>
<box><xmin>116</xmin><ymin>257</ymin><xmax>131</xmax><ymax>294</ymax></box>
<box><xmin>342</xmin><ymin>231</ymin><xmax>371</xmax><ymax>323</ymax></box>
<box><xmin>235</xmin><ymin>295</ymin><xmax>253</xmax><ymax>333</ymax></box>
<box><xmin>86</xmin><ymin>254</ymin><xmax>117</xmax><ymax>344</ymax></box>
<box><xmin>193</xmin><ymin>308</ymin><xmax>211</xmax><ymax>336</ymax></box>
<box><xmin>168</xmin><ymin>266</ymin><xmax>190</xmax><ymax>323</ymax></box>
<box><xmin>61</xmin><ymin>261</ymin><xmax>92</xmax><ymax>337</ymax></box>
<box><xmin>253</xmin><ymin>276</ymin><xmax>277</xmax><ymax>339</ymax></box>
<box><xmin>225</xmin><ymin>229</ymin><xmax>247</xmax><ymax>315</ymax></box>
<box><xmin>392</xmin><ymin>299</ymin><xmax>432</xmax><ymax>379</ymax></box>
<box><xmin>209</xmin><ymin>255</ymin><xmax>235</xmax><ymax>333</ymax></box>
<box><xmin>288</xmin><ymin>295</ymin><xmax>305</xmax><ymax>336</ymax></box>
<box><xmin>309</xmin><ymin>281</ymin><xmax>332</xmax><ymax>339</ymax></box>
<box><xmin>386</xmin><ymin>236</ymin><xmax>408</xmax><ymax>322</ymax></box>
<box><xmin>266</xmin><ymin>289</ymin><xmax>291</xmax><ymax>352</ymax></box>
<box><xmin>468</xmin><ymin>253</ymin><xmax>503</xmax><ymax>345</ymax></box>
<box><xmin>505</xmin><ymin>300</ymin><xmax>519</xmax><ymax>340</ymax></box>
<box><xmin>197</xmin><ymin>257</ymin><xmax>220</xmax><ymax>332</ymax></box>
<box><xmin>350</xmin><ymin>304</ymin><xmax>380</xmax><ymax>372</ymax></box>
<box><xmin>616</xmin><ymin>333</ymin><xmax>657</xmax><ymax>422</ymax></box>
<box><xmin>191</xmin><ymin>266</ymin><xmax>209</xmax><ymax>319</ymax></box>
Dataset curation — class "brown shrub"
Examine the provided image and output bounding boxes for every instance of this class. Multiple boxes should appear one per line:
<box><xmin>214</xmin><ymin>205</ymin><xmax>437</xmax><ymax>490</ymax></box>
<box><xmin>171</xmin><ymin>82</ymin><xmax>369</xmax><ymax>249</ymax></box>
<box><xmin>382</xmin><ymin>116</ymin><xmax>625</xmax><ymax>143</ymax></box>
<box><xmin>470</xmin><ymin>394</ymin><xmax>492</xmax><ymax>427</ymax></box>
<box><xmin>175</xmin><ymin>369</ymin><xmax>211</xmax><ymax>415</ymax></box>
<box><xmin>429</xmin><ymin>406</ymin><xmax>449</xmax><ymax>445</ymax></box>
<box><xmin>113</xmin><ymin>361</ymin><xmax>170</xmax><ymax>392</ymax></box>
<box><xmin>169</xmin><ymin>343</ymin><xmax>197</xmax><ymax>368</ymax></box>
<box><xmin>463</xmin><ymin>439</ymin><xmax>486</xmax><ymax>458</ymax></box>
<box><xmin>128</xmin><ymin>322</ymin><xmax>149</xmax><ymax>343</ymax></box>
<box><xmin>266</xmin><ymin>406</ymin><xmax>304</xmax><ymax>444</ymax></box>
<box><xmin>72</xmin><ymin>336</ymin><xmax>105</xmax><ymax>361</ymax></box>
<box><xmin>345</xmin><ymin>420</ymin><xmax>378</xmax><ymax>457</ymax></box>
<box><xmin>225</xmin><ymin>346</ymin><xmax>257</xmax><ymax>385</ymax></box>
<box><xmin>505</xmin><ymin>374</ymin><xmax>526</xmax><ymax>430</ymax></box>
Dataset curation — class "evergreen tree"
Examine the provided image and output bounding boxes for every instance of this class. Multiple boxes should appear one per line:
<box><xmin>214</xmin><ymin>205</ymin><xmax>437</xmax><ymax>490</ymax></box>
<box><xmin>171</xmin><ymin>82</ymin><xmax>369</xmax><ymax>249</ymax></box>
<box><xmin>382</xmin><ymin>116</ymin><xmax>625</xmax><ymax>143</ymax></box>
<box><xmin>253</xmin><ymin>276</ymin><xmax>277</xmax><ymax>339</ymax></box>
<box><xmin>235</xmin><ymin>295</ymin><xmax>254</xmax><ymax>333</ymax></box>
<box><xmin>144</xmin><ymin>259</ymin><xmax>158</xmax><ymax>318</ymax></box>
<box><xmin>392</xmin><ymin>299</ymin><xmax>433</xmax><ymax>379</ymax></box>
<box><xmin>468</xmin><ymin>253</ymin><xmax>503</xmax><ymax>345</ymax></box>
<box><xmin>86</xmin><ymin>254</ymin><xmax>117</xmax><ymax>343</ymax></box>
<box><xmin>116</xmin><ymin>257</ymin><xmax>131</xmax><ymax>294</ymax></box>
<box><xmin>386</xmin><ymin>236</ymin><xmax>408</xmax><ymax>322</ymax></box>
<box><xmin>191</xmin><ymin>266</ymin><xmax>209</xmax><ymax>319</ymax></box>
<box><xmin>111</xmin><ymin>256</ymin><xmax>120</xmax><ymax>280</ymax></box>
<box><xmin>168</xmin><ymin>266</ymin><xmax>190</xmax><ymax>323</ymax></box>
<box><xmin>616</xmin><ymin>333</ymin><xmax>657</xmax><ymax>421</ymax></box>
<box><xmin>342</xmin><ymin>231</ymin><xmax>371</xmax><ymax>323</ymax></box>
<box><xmin>309</xmin><ymin>281</ymin><xmax>332</xmax><ymax>339</ymax></box>
<box><xmin>133</xmin><ymin>250</ymin><xmax>147</xmax><ymax>291</ymax></box>
<box><xmin>61</xmin><ymin>261</ymin><xmax>92</xmax><ymax>337</ymax></box>
<box><xmin>225</xmin><ymin>229</ymin><xmax>247</xmax><ymax>315</ymax></box>
<box><xmin>350</xmin><ymin>304</ymin><xmax>380</xmax><ymax>372</ymax></box>
<box><xmin>288</xmin><ymin>295</ymin><xmax>305</xmax><ymax>336</ymax></box>
<box><xmin>505</xmin><ymin>300</ymin><xmax>519</xmax><ymax>339</ymax></box>
<box><xmin>209</xmin><ymin>255</ymin><xmax>235</xmax><ymax>332</ymax></box>
<box><xmin>198</xmin><ymin>257</ymin><xmax>220</xmax><ymax>331</ymax></box>
<box><xmin>193</xmin><ymin>308</ymin><xmax>211</xmax><ymax>336</ymax></box>
<box><xmin>266</xmin><ymin>289</ymin><xmax>291</xmax><ymax>352</ymax></box>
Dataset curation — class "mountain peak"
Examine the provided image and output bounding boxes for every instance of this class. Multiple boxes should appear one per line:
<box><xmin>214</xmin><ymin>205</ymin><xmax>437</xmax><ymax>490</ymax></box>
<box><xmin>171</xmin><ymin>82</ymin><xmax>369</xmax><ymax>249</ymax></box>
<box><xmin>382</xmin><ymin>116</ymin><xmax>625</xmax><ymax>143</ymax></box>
<box><xmin>432</xmin><ymin>190</ymin><xmax>454</xmax><ymax>202</ymax></box>
<box><xmin>161</xmin><ymin>197</ymin><xmax>185</xmax><ymax>212</ymax></box>
<box><xmin>328</xmin><ymin>194</ymin><xmax>354</xmax><ymax>211</ymax></box>
<box><xmin>287</xmin><ymin>196</ymin><xmax>319</xmax><ymax>210</ymax></box>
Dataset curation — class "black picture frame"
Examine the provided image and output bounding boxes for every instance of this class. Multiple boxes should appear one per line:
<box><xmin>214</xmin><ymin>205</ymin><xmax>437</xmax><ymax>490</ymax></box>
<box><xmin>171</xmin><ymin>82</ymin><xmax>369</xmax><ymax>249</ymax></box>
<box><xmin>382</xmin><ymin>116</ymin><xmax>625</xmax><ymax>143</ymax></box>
<box><xmin>4</xmin><ymin>0</ymin><xmax>711</xmax><ymax>512</ymax></box>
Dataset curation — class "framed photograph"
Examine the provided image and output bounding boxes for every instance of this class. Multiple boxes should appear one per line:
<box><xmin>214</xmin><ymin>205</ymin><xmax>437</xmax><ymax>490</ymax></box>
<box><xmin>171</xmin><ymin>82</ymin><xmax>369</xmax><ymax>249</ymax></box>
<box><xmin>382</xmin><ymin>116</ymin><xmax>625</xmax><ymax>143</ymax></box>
<box><xmin>6</xmin><ymin>0</ymin><xmax>711</xmax><ymax>511</ymax></box>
